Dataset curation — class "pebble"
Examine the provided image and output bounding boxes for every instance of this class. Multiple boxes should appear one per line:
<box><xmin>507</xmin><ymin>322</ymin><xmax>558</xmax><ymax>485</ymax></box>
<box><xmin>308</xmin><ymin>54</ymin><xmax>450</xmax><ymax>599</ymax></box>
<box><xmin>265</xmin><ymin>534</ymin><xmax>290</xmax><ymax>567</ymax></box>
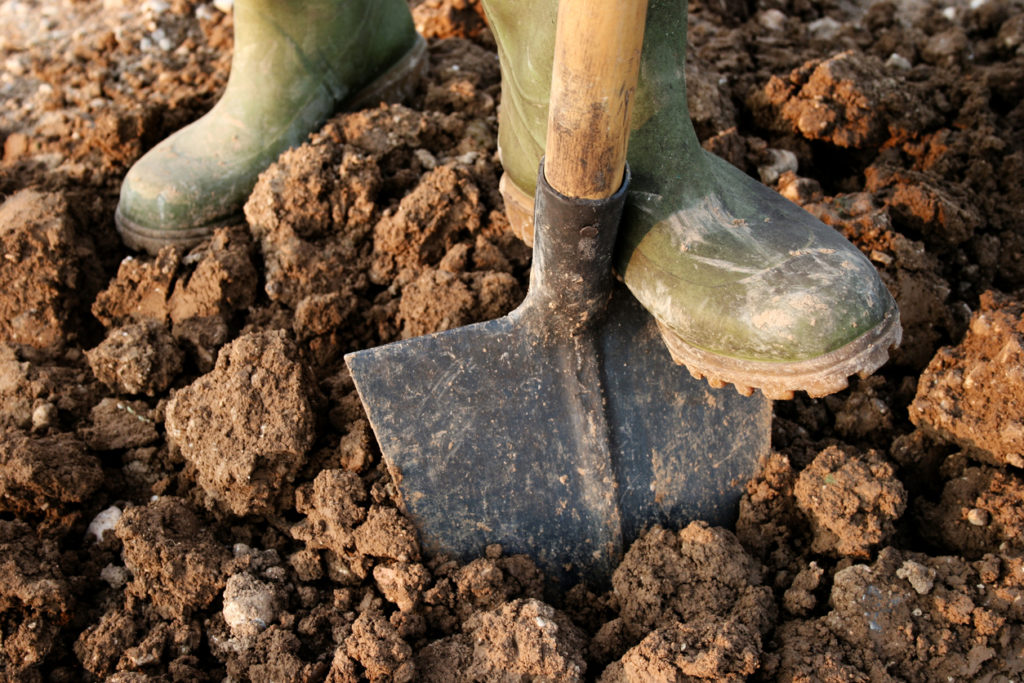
<box><xmin>87</xmin><ymin>506</ymin><xmax>123</xmax><ymax>542</ymax></box>
<box><xmin>414</xmin><ymin>148</ymin><xmax>437</xmax><ymax>170</ymax></box>
<box><xmin>222</xmin><ymin>573</ymin><xmax>279</xmax><ymax>638</ymax></box>
<box><xmin>885</xmin><ymin>53</ymin><xmax>913</xmax><ymax>70</ymax></box>
<box><xmin>999</xmin><ymin>14</ymin><xmax>1024</xmax><ymax>52</ymax></box>
<box><xmin>758</xmin><ymin>9</ymin><xmax>787</xmax><ymax>32</ymax></box>
<box><xmin>195</xmin><ymin>4</ymin><xmax>217</xmax><ymax>20</ymax></box>
<box><xmin>870</xmin><ymin>250</ymin><xmax>895</xmax><ymax>266</ymax></box>
<box><xmin>31</xmin><ymin>402</ymin><xmax>57</xmax><ymax>430</ymax></box>
<box><xmin>897</xmin><ymin>559</ymin><xmax>937</xmax><ymax>595</ymax></box>
<box><xmin>100</xmin><ymin>564</ymin><xmax>131</xmax><ymax>588</ymax></box>
<box><xmin>4</xmin><ymin>55</ymin><xmax>26</xmax><ymax>76</ymax></box>
<box><xmin>779</xmin><ymin>175</ymin><xmax>822</xmax><ymax>205</ymax></box>
<box><xmin>922</xmin><ymin>28</ymin><xmax>969</xmax><ymax>65</ymax></box>
<box><xmin>145</xmin><ymin>0</ymin><xmax>170</xmax><ymax>14</ymax></box>
<box><xmin>967</xmin><ymin>507</ymin><xmax>991</xmax><ymax>526</ymax></box>
<box><xmin>758</xmin><ymin>148</ymin><xmax>798</xmax><ymax>186</ymax></box>
<box><xmin>150</xmin><ymin>28</ymin><xmax>172</xmax><ymax>51</ymax></box>
<box><xmin>808</xmin><ymin>16</ymin><xmax>842</xmax><ymax>41</ymax></box>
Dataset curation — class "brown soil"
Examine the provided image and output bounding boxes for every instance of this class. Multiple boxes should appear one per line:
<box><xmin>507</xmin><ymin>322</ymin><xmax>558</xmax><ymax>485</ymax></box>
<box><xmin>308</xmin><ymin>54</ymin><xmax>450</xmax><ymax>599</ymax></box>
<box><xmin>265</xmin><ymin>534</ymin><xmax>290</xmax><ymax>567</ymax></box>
<box><xmin>2</xmin><ymin>0</ymin><xmax>1023</xmax><ymax>680</ymax></box>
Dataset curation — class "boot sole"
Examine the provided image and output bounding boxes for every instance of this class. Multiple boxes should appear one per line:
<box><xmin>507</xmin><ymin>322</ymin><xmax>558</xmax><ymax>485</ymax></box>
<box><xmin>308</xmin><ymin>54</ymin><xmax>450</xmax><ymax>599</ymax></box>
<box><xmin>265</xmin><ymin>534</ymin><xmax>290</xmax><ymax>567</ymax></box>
<box><xmin>499</xmin><ymin>171</ymin><xmax>903</xmax><ymax>399</ymax></box>
<box><xmin>116</xmin><ymin>34</ymin><xmax>429</xmax><ymax>255</ymax></box>
<box><xmin>656</xmin><ymin>307</ymin><xmax>902</xmax><ymax>400</ymax></box>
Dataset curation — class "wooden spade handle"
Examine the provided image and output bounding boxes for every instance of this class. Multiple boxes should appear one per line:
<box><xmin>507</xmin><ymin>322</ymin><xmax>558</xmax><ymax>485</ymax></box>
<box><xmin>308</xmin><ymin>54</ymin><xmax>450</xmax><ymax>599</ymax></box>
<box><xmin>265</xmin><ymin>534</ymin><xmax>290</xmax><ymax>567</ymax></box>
<box><xmin>544</xmin><ymin>0</ymin><xmax>648</xmax><ymax>200</ymax></box>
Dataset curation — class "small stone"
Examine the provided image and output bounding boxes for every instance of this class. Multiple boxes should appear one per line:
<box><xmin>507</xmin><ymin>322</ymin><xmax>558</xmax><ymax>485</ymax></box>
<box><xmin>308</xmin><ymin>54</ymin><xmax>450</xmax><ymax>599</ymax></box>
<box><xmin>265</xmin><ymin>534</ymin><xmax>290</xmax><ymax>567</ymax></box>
<box><xmin>870</xmin><ymin>250</ymin><xmax>894</xmax><ymax>266</ymax></box>
<box><xmin>31</xmin><ymin>402</ymin><xmax>57</xmax><ymax>430</ymax></box>
<box><xmin>100</xmin><ymin>564</ymin><xmax>131</xmax><ymax>588</ymax></box>
<box><xmin>757</xmin><ymin>8</ymin><xmax>787</xmax><ymax>31</ymax></box>
<box><xmin>414</xmin><ymin>148</ymin><xmax>437</xmax><ymax>170</ymax></box>
<box><xmin>3</xmin><ymin>131</ymin><xmax>28</xmax><ymax>160</ymax></box>
<box><xmin>86</xmin><ymin>506</ymin><xmax>123</xmax><ymax>542</ymax></box>
<box><xmin>998</xmin><ymin>14</ymin><xmax>1024</xmax><ymax>52</ymax></box>
<box><xmin>778</xmin><ymin>173</ymin><xmax>822</xmax><ymax>205</ymax></box>
<box><xmin>4</xmin><ymin>55</ymin><xmax>26</xmax><ymax>78</ymax></box>
<box><xmin>808</xmin><ymin>16</ymin><xmax>842</xmax><ymax>41</ymax></box>
<box><xmin>922</xmin><ymin>28</ymin><xmax>969</xmax><ymax>66</ymax></box>
<box><xmin>758</xmin><ymin>148</ymin><xmax>798</xmax><ymax>186</ymax></box>
<box><xmin>896</xmin><ymin>559</ymin><xmax>936</xmax><ymax>595</ymax></box>
<box><xmin>885</xmin><ymin>53</ymin><xmax>913</xmax><ymax>71</ymax></box>
<box><xmin>194</xmin><ymin>3</ymin><xmax>216</xmax><ymax>20</ymax></box>
<box><xmin>222</xmin><ymin>572</ymin><xmax>279</xmax><ymax>638</ymax></box>
<box><xmin>967</xmin><ymin>507</ymin><xmax>991</xmax><ymax>526</ymax></box>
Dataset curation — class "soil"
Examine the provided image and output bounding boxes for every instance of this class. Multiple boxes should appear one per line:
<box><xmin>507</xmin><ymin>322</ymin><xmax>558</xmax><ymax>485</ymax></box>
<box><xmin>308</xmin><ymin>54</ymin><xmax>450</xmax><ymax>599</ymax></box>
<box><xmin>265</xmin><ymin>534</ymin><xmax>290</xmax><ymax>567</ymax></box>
<box><xmin>1</xmin><ymin>0</ymin><xmax>1023</xmax><ymax>680</ymax></box>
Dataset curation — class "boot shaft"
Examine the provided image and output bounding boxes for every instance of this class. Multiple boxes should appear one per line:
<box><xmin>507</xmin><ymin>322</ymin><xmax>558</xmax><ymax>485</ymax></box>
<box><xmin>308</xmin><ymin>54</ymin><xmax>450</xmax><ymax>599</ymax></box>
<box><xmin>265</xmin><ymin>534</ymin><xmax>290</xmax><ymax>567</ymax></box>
<box><xmin>115</xmin><ymin>0</ymin><xmax>423</xmax><ymax>252</ymax></box>
<box><xmin>481</xmin><ymin>0</ymin><xmax>703</xmax><ymax>196</ymax></box>
<box><xmin>227</xmin><ymin>0</ymin><xmax>417</xmax><ymax>105</ymax></box>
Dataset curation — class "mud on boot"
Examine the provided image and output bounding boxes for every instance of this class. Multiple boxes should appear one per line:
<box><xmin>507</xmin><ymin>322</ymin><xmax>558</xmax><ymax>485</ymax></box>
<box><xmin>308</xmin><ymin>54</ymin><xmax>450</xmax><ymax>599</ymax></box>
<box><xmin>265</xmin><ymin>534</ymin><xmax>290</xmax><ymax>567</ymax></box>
<box><xmin>483</xmin><ymin>0</ymin><xmax>901</xmax><ymax>399</ymax></box>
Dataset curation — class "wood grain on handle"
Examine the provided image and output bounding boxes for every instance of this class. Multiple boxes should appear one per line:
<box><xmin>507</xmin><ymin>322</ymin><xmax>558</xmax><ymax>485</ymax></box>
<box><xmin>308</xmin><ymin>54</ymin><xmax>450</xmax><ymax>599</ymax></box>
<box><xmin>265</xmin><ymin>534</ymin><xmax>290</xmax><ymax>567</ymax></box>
<box><xmin>544</xmin><ymin>0</ymin><xmax>648</xmax><ymax>200</ymax></box>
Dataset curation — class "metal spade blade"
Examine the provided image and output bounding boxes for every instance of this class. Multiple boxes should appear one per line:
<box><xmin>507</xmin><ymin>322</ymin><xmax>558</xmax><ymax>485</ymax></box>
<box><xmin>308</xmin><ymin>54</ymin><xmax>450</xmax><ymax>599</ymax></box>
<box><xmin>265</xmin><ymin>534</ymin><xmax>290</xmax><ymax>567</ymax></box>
<box><xmin>346</xmin><ymin>168</ymin><xmax>771</xmax><ymax>586</ymax></box>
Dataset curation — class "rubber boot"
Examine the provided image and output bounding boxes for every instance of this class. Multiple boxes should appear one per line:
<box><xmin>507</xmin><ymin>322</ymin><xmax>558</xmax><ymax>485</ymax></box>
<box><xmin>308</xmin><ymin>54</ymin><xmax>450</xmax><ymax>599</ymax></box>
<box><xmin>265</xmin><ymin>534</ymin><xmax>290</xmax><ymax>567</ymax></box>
<box><xmin>481</xmin><ymin>0</ymin><xmax>901</xmax><ymax>399</ymax></box>
<box><xmin>115</xmin><ymin>0</ymin><xmax>425</xmax><ymax>254</ymax></box>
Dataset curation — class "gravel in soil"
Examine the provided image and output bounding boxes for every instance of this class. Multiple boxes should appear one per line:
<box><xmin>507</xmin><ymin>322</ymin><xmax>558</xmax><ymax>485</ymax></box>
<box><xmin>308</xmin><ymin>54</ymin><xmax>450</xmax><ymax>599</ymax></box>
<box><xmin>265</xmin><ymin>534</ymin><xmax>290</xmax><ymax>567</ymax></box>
<box><xmin>1</xmin><ymin>0</ymin><xmax>1023</xmax><ymax>680</ymax></box>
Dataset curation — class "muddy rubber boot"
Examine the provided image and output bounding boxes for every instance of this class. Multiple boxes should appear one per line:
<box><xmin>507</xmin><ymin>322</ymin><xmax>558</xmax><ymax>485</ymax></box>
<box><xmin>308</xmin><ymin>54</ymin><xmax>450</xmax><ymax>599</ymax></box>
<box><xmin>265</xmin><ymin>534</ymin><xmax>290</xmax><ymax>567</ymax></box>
<box><xmin>115</xmin><ymin>0</ymin><xmax>425</xmax><ymax>254</ymax></box>
<box><xmin>482</xmin><ymin>0</ymin><xmax>901</xmax><ymax>399</ymax></box>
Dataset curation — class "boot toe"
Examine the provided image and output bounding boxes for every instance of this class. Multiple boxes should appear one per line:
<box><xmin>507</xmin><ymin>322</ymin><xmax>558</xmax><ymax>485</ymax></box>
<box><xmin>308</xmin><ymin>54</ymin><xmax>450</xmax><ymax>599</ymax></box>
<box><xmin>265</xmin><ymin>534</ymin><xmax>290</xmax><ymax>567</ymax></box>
<box><xmin>620</xmin><ymin>154</ymin><xmax>901</xmax><ymax>396</ymax></box>
<box><xmin>718</xmin><ymin>234</ymin><xmax>893</xmax><ymax>363</ymax></box>
<box><xmin>115</xmin><ymin>125</ymin><xmax>256</xmax><ymax>254</ymax></box>
<box><xmin>626</xmin><ymin>228</ymin><xmax>895</xmax><ymax>360</ymax></box>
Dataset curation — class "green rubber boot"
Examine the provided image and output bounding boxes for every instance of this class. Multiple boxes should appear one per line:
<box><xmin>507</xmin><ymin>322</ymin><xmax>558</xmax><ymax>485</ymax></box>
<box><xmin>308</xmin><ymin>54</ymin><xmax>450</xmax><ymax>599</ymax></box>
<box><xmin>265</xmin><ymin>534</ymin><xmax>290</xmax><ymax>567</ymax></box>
<box><xmin>115</xmin><ymin>0</ymin><xmax>425</xmax><ymax>254</ymax></box>
<box><xmin>482</xmin><ymin>0</ymin><xmax>901</xmax><ymax>399</ymax></box>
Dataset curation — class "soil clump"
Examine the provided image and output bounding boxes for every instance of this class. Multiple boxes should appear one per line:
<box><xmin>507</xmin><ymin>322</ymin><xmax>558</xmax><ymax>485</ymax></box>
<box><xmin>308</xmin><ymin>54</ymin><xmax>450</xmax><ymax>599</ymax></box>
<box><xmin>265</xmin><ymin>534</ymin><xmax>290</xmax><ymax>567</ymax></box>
<box><xmin>1</xmin><ymin>0</ymin><xmax>1023</xmax><ymax>680</ymax></box>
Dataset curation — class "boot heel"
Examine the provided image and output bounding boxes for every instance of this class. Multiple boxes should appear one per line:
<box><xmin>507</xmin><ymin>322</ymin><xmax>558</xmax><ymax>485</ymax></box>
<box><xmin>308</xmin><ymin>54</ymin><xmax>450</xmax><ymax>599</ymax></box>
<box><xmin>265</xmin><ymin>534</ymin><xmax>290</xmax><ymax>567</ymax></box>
<box><xmin>498</xmin><ymin>172</ymin><xmax>537</xmax><ymax>246</ymax></box>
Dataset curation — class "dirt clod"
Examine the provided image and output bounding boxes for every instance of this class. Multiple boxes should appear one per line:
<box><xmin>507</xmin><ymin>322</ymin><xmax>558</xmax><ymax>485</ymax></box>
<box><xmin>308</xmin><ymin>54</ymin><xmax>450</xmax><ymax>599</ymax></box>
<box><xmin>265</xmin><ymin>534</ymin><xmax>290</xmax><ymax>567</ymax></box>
<box><xmin>166</xmin><ymin>330</ymin><xmax>318</xmax><ymax>516</ymax></box>
<box><xmin>918</xmin><ymin>464</ymin><xmax>1024</xmax><ymax>558</ymax></box>
<box><xmin>346</xmin><ymin>606</ymin><xmax>415</xmax><ymax>682</ymax></box>
<box><xmin>371</xmin><ymin>163</ymin><xmax>483</xmax><ymax>284</ymax></box>
<box><xmin>612</xmin><ymin>522</ymin><xmax>775</xmax><ymax>643</ymax></box>
<box><xmin>116</xmin><ymin>496</ymin><xmax>229</xmax><ymax>620</ymax></box>
<box><xmin>750</xmin><ymin>51</ymin><xmax>910</xmax><ymax>149</ymax></box>
<box><xmin>794</xmin><ymin>444</ymin><xmax>907</xmax><ymax>558</ymax></box>
<box><xmin>418</xmin><ymin>598</ymin><xmax>587</xmax><ymax>682</ymax></box>
<box><xmin>0</xmin><ymin>430</ymin><xmax>101</xmax><ymax>522</ymax></box>
<box><xmin>80</xmin><ymin>396</ymin><xmax>159</xmax><ymax>451</ymax></box>
<box><xmin>86</xmin><ymin>321</ymin><xmax>184</xmax><ymax>396</ymax></box>
<box><xmin>911</xmin><ymin>290</ymin><xmax>1024</xmax><ymax>468</ymax></box>
<box><xmin>0</xmin><ymin>520</ymin><xmax>71</xmax><ymax>676</ymax></box>
<box><xmin>3</xmin><ymin>0</ymin><xmax>1024</xmax><ymax>678</ymax></box>
<box><xmin>0</xmin><ymin>190</ymin><xmax>95</xmax><ymax>352</ymax></box>
<box><xmin>607</xmin><ymin>615</ymin><xmax>761</xmax><ymax>682</ymax></box>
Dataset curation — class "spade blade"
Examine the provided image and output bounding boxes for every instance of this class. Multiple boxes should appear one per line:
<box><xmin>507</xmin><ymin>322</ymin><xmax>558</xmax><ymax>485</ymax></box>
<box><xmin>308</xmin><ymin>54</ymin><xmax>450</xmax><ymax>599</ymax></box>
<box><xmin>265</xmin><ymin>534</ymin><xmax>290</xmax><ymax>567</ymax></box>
<box><xmin>346</xmin><ymin>171</ymin><xmax>771</xmax><ymax>586</ymax></box>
